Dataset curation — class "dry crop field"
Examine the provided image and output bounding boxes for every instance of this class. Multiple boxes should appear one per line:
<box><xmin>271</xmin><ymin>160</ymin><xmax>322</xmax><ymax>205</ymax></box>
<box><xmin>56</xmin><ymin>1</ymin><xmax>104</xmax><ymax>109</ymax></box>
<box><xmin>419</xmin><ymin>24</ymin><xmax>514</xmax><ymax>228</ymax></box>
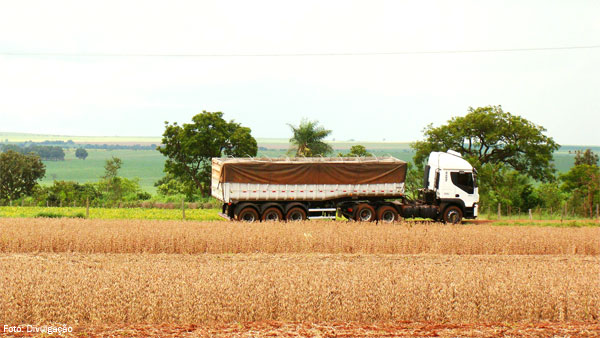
<box><xmin>0</xmin><ymin>218</ymin><xmax>598</xmax><ymax>337</ymax></box>
<box><xmin>1</xmin><ymin>218</ymin><xmax>598</xmax><ymax>255</ymax></box>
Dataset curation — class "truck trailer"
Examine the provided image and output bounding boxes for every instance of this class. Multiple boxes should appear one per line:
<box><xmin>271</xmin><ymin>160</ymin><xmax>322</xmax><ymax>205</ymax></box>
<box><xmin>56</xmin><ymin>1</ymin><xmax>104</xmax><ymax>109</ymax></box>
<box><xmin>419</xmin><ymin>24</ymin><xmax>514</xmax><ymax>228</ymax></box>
<box><xmin>211</xmin><ymin>150</ymin><xmax>478</xmax><ymax>223</ymax></box>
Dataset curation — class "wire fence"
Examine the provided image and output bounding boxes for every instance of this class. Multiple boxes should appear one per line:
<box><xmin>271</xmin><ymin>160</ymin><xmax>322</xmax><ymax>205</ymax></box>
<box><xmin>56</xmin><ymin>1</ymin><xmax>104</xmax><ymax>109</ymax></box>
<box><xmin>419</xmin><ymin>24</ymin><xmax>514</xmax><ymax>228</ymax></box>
<box><xmin>0</xmin><ymin>198</ymin><xmax>217</xmax><ymax>210</ymax></box>
<box><xmin>478</xmin><ymin>203</ymin><xmax>600</xmax><ymax>221</ymax></box>
<box><xmin>2</xmin><ymin>199</ymin><xmax>599</xmax><ymax>222</ymax></box>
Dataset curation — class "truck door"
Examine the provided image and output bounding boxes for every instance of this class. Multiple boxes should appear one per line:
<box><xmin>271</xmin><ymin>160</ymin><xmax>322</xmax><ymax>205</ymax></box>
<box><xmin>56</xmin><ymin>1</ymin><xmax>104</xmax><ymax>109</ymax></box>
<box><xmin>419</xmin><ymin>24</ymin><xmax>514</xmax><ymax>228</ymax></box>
<box><xmin>449</xmin><ymin>171</ymin><xmax>477</xmax><ymax>207</ymax></box>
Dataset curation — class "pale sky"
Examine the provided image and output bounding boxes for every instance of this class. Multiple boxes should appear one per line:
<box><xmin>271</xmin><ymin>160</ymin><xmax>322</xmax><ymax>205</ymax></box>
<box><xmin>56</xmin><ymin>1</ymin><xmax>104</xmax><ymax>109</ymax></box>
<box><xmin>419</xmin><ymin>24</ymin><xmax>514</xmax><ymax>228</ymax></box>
<box><xmin>0</xmin><ymin>0</ymin><xmax>599</xmax><ymax>145</ymax></box>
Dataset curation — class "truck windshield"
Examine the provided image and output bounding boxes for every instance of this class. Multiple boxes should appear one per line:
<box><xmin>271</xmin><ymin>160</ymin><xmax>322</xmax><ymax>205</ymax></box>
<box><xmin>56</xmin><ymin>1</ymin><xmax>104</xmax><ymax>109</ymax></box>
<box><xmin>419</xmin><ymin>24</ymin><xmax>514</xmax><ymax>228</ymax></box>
<box><xmin>450</xmin><ymin>172</ymin><xmax>474</xmax><ymax>194</ymax></box>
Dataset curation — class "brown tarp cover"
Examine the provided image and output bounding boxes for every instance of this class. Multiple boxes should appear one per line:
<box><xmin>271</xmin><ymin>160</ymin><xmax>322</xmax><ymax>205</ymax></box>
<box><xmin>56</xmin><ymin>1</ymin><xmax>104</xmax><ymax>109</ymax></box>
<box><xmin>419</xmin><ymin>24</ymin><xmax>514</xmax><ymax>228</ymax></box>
<box><xmin>216</xmin><ymin>158</ymin><xmax>407</xmax><ymax>184</ymax></box>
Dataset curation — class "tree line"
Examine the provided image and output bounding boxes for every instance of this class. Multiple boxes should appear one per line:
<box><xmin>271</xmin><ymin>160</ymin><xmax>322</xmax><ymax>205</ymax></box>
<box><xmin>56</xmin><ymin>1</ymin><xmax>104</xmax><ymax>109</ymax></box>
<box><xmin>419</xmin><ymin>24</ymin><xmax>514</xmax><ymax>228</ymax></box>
<box><xmin>1</xmin><ymin>140</ymin><xmax>158</xmax><ymax>150</ymax></box>
<box><xmin>1</xmin><ymin>107</ymin><xmax>598</xmax><ymax>216</ymax></box>
<box><xmin>1</xmin><ymin>144</ymin><xmax>66</xmax><ymax>161</ymax></box>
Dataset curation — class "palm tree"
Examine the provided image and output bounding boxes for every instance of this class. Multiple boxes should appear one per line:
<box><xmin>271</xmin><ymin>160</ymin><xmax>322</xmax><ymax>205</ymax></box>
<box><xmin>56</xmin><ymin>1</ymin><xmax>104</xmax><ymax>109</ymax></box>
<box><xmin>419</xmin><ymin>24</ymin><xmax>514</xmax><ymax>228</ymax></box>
<box><xmin>288</xmin><ymin>119</ymin><xmax>333</xmax><ymax>157</ymax></box>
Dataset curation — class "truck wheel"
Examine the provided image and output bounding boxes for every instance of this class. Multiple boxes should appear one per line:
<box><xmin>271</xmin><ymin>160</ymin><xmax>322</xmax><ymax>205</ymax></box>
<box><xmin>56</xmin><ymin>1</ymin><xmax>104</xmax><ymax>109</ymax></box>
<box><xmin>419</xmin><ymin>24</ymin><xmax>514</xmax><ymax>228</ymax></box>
<box><xmin>262</xmin><ymin>207</ymin><xmax>283</xmax><ymax>222</ymax></box>
<box><xmin>443</xmin><ymin>205</ymin><xmax>463</xmax><ymax>224</ymax></box>
<box><xmin>355</xmin><ymin>203</ymin><xmax>376</xmax><ymax>222</ymax></box>
<box><xmin>237</xmin><ymin>207</ymin><xmax>259</xmax><ymax>223</ymax></box>
<box><xmin>377</xmin><ymin>206</ymin><xmax>399</xmax><ymax>223</ymax></box>
<box><xmin>286</xmin><ymin>207</ymin><xmax>307</xmax><ymax>221</ymax></box>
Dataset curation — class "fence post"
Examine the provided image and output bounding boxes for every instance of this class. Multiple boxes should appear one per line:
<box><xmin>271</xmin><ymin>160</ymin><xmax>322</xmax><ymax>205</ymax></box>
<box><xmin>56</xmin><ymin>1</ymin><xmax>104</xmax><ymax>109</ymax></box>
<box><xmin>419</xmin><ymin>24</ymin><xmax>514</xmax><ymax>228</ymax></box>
<box><xmin>86</xmin><ymin>197</ymin><xmax>90</xmax><ymax>219</ymax></box>
<box><xmin>497</xmin><ymin>203</ymin><xmax>501</xmax><ymax>220</ymax></box>
<box><xmin>181</xmin><ymin>198</ymin><xmax>186</xmax><ymax>220</ymax></box>
<box><xmin>528</xmin><ymin>209</ymin><xmax>532</xmax><ymax>221</ymax></box>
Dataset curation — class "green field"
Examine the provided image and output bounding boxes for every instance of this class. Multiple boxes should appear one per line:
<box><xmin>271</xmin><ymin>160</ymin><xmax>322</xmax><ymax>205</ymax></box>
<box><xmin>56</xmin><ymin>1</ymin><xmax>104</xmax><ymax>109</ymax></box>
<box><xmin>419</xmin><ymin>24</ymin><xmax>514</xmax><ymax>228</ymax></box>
<box><xmin>0</xmin><ymin>206</ymin><xmax>221</xmax><ymax>221</ymax></box>
<box><xmin>1</xmin><ymin>132</ymin><xmax>596</xmax><ymax>194</ymax></box>
<box><xmin>40</xmin><ymin>148</ymin><xmax>166</xmax><ymax>193</ymax></box>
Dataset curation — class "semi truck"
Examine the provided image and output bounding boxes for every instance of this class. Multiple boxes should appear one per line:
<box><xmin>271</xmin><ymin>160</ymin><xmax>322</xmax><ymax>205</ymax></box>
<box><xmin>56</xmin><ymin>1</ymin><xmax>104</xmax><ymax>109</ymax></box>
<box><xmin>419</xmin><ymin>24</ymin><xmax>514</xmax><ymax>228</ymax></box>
<box><xmin>211</xmin><ymin>150</ymin><xmax>478</xmax><ymax>223</ymax></box>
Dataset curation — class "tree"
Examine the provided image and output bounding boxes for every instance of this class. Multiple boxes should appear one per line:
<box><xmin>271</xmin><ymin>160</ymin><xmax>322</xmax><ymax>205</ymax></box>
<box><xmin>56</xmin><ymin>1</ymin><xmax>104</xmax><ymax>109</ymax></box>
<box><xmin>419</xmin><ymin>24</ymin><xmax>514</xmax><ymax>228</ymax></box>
<box><xmin>154</xmin><ymin>173</ymin><xmax>200</xmax><ymax>200</ymax></box>
<box><xmin>534</xmin><ymin>181</ymin><xmax>565</xmax><ymax>212</ymax></box>
<box><xmin>158</xmin><ymin>111</ymin><xmax>258</xmax><ymax>197</ymax></box>
<box><xmin>75</xmin><ymin>148</ymin><xmax>88</xmax><ymax>160</ymax></box>
<box><xmin>412</xmin><ymin>105</ymin><xmax>559</xmax><ymax>182</ymax></box>
<box><xmin>27</xmin><ymin>145</ymin><xmax>65</xmax><ymax>161</ymax></box>
<box><xmin>574</xmin><ymin>149</ymin><xmax>599</xmax><ymax>166</ymax></box>
<box><xmin>0</xmin><ymin>150</ymin><xmax>46</xmax><ymax>202</ymax></box>
<box><xmin>288</xmin><ymin>119</ymin><xmax>333</xmax><ymax>157</ymax></box>
<box><xmin>103</xmin><ymin>157</ymin><xmax>122</xmax><ymax>180</ymax></box>
<box><xmin>97</xmin><ymin>176</ymin><xmax>145</xmax><ymax>204</ymax></box>
<box><xmin>1</xmin><ymin>144</ymin><xmax>65</xmax><ymax>161</ymax></box>
<box><xmin>338</xmin><ymin>145</ymin><xmax>372</xmax><ymax>157</ymax></box>
<box><xmin>561</xmin><ymin>164</ymin><xmax>600</xmax><ymax>217</ymax></box>
<box><xmin>35</xmin><ymin>180</ymin><xmax>100</xmax><ymax>207</ymax></box>
<box><xmin>1</xmin><ymin>144</ymin><xmax>21</xmax><ymax>153</ymax></box>
<box><xmin>477</xmin><ymin>162</ymin><xmax>541</xmax><ymax>211</ymax></box>
<box><xmin>403</xmin><ymin>162</ymin><xmax>422</xmax><ymax>199</ymax></box>
<box><xmin>101</xmin><ymin>157</ymin><xmax>123</xmax><ymax>202</ymax></box>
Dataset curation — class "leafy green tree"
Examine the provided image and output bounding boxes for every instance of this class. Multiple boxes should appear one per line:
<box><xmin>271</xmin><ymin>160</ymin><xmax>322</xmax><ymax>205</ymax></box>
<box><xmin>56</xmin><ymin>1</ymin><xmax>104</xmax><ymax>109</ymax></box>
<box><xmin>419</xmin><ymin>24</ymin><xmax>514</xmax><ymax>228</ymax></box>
<box><xmin>288</xmin><ymin>119</ymin><xmax>333</xmax><ymax>157</ymax></box>
<box><xmin>0</xmin><ymin>150</ymin><xmax>46</xmax><ymax>202</ymax></box>
<box><xmin>75</xmin><ymin>148</ymin><xmax>88</xmax><ymax>160</ymax></box>
<box><xmin>338</xmin><ymin>145</ymin><xmax>372</xmax><ymax>157</ymax></box>
<box><xmin>1</xmin><ymin>144</ymin><xmax>65</xmax><ymax>161</ymax></box>
<box><xmin>574</xmin><ymin>149</ymin><xmax>599</xmax><ymax>166</ymax></box>
<box><xmin>154</xmin><ymin>173</ymin><xmax>200</xmax><ymax>200</ymax></box>
<box><xmin>535</xmin><ymin>182</ymin><xmax>566</xmax><ymax>211</ymax></box>
<box><xmin>561</xmin><ymin>164</ymin><xmax>600</xmax><ymax>217</ymax></box>
<box><xmin>476</xmin><ymin>162</ymin><xmax>540</xmax><ymax>212</ymax></box>
<box><xmin>103</xmin><ymin>157</ymin><xmax>122</xmax><ymax>180</ymax></box>
<box><xmin>97</xmin><ymin>176</ymin><xmax>145</xmax><ymax>204</ymax></box>
<box><xmin>412</xmin><ymin>105</ymin><xmax>559</xmax><ymax>182</ymax></box>
<box><xmin>158</xmin><ymin>111</ymin><xmax>258</xmax><ymax>197</ymax></box>
<box><xmin>403</xmin><ymin>162</ymin><xmax>422</xmax><ymax>199</ymax></box>
<box><xmin>35</xmin><ymin>181</ymin><xmax>101</xmax><ymax>206</ymax></box>
<box><xmin>101</xmin><ymin>157</ymin><xmax>124</xmax><ymax>202</ymax></box>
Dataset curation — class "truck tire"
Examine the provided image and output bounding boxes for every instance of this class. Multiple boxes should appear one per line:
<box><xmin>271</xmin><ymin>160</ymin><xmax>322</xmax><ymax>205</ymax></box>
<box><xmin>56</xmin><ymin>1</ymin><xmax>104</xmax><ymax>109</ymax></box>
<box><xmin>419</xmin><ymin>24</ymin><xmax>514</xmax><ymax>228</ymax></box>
<box><xmin>286</xmin><ymin>207</ymin><xmax>307</xmax><ymax>221</ymax></box>
<box><xmin>443</xmin><ymin>205</ymin><xmax>463</xmax><ymax>224</ymax></box>
<box><xmin>262</xmin><ymin>207</ymin><xmax>283</xmax><ymax>222</ymax></box>
<box><xmin>355</xmin><ymin>203</ymin><xmax>376</xmax><ymax>222</ymax></box>
<box><xmin>377</xmin><ymin>206</ymin><xmax>399</xmax><ymax>223</ymax></box>
<box><xmin>237</xmin><ymin>207</ymin><xmax>259</xmax><ymax>223</ymax></box>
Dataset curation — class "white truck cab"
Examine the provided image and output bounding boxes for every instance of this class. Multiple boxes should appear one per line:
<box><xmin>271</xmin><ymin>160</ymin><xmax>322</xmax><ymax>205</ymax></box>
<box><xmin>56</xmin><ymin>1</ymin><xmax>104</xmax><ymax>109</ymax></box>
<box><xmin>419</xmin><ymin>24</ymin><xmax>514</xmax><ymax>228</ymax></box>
<box><xmin>423</xmin><ymin>150</ymin><xmax>479</xmax><ymax>221</ymax></box>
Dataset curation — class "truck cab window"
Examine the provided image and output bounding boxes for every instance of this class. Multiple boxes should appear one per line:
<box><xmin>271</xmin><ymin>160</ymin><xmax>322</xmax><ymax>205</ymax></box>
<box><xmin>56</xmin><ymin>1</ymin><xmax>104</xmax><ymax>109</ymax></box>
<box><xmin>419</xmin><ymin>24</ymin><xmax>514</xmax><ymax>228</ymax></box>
<box><xmin>450</xmin><ymin>172</ymin><xmax>474</xmax><ymax>194</ymax></box>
